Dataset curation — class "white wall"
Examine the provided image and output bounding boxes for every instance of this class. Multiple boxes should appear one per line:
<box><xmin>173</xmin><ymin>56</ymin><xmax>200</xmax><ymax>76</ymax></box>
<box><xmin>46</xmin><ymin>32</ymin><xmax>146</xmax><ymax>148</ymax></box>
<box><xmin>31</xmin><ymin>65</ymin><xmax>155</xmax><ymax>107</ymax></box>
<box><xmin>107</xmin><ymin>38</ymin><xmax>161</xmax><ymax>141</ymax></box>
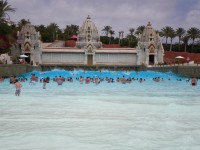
<box><xmin>42</xmin><ymin>52</ymin><xmax>85</xmax><ymax>64</ymax></box>
<box><xmin>94</xmin><ymin>53</ymin><xmax>137</xmax><ymax>65</ymax></box>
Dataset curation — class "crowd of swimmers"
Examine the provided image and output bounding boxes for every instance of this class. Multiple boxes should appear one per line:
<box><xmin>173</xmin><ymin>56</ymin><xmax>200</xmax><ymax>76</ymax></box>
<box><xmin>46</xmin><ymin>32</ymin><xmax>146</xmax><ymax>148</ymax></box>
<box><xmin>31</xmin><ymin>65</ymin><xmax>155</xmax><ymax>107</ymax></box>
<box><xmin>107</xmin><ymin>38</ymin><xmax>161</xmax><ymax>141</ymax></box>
<box><xmin>0</xmin><ymin>73</ymin><xmax>198</xmax><ymax>96</ymax></box>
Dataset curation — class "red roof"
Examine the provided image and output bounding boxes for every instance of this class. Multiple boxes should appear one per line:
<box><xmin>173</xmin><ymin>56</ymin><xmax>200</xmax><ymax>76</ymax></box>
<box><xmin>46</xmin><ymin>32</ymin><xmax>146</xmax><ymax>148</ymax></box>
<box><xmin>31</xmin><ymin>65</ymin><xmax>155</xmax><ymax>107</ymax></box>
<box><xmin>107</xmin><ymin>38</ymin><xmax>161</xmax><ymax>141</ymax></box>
<box><xmin>102</xmin><ymin>44</ymin><xmax>129</xmax><ymax>48</ymax></box>
<box><xmin>164</xmin><ymin>51</ymin><xmax>200</xmax><ymax>63</ymax></box>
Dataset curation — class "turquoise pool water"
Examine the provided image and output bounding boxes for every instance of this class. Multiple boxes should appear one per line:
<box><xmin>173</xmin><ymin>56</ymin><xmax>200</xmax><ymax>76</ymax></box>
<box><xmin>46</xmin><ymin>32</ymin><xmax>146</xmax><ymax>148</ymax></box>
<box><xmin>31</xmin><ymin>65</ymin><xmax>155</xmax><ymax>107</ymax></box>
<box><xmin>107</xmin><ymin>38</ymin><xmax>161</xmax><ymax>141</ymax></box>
<box><xmin>0</xmin><ymin>70</ymin><xmax>200</xmax><ymax>150</ymax></box>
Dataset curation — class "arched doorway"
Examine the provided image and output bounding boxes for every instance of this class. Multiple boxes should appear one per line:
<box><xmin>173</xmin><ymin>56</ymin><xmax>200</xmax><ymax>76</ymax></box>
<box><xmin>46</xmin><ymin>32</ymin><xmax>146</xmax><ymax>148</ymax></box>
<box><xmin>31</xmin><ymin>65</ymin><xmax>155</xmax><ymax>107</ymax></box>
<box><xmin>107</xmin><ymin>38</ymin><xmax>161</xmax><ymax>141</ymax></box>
<box><xmin>148</xmin><ymin>44</ymin><xmax>155</xmax><ymax>65</ymax></box>
<box><xmin>149</xmin><ymin>55</ymin><xmax>154</xmax><ymax>65</ymax></box>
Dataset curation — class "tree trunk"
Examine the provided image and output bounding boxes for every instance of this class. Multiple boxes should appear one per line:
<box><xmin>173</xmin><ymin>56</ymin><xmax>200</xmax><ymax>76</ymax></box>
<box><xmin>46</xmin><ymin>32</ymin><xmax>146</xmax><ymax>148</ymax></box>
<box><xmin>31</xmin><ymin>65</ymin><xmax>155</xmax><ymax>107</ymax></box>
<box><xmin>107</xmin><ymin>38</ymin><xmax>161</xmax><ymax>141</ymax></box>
<box><xmin>185</xmin><ymin>44</ymin><xmax>187</xmax><ymax>52</ymax></box>
<box><xmin>118</xmin><ymin>32</ymin><xmax>121</xmax><ymax>44</ymax></box>
<box><xmin>170</xmin><ymin>38</ymin><xmax>172</xmax><ymax>51</ymax></box>
<box><xmin>170</xmin><ymin>44</ymin><xmax>172</xmax><ymax>51</ymax></box>
<box><xmin>192</xmin><ymin>38</ymin><xmax>194</xmax><ymax>50</ymax></box>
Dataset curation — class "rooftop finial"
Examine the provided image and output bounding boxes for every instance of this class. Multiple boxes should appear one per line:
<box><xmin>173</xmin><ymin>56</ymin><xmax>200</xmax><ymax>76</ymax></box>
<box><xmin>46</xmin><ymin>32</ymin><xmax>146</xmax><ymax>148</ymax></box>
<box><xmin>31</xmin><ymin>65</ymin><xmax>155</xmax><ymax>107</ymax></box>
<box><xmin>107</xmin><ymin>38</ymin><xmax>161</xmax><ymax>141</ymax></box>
<box><xmin>147</xmin><ymin>21</ymin><xmax>151</xmax><ymax>26</ymax></box>
<box><xmin>87</xmin><ymin>15</ymin><xmax>91</xmax><ymax>19</ymax></box>
<box><xmin>26</xmin><ymin>19</ymin><xmax>31</xmax><ymax>25</ymax></box>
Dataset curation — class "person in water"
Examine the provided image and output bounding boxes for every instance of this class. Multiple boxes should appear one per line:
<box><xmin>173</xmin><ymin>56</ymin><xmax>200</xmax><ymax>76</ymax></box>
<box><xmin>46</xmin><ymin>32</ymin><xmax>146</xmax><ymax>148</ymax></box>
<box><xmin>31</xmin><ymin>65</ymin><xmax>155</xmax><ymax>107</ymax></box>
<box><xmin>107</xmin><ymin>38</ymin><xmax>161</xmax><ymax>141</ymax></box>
<box><xmin>56</xmin><ymin>76</ymin><xmax>63</xmax><ymax>85</ymax></box>
<box><xmin>30</xmin><ymin>74</ymin><xmax>38</xmax><ymax>82</ymax></box>
<box><xmin>191</xmin><ymin>77</ymin><xmax>197</xmax><ymax>86</ymax></box>
<box><xmin>79</xmin><ymin>76</ymin><xmax>84</xmax><ymax>84</ymax></box>
<box><xmin>43</xmin><ymin>78</ymin><xmax>47</xmax><ymax>89</ymax></box>
<box><xmin>0</xmin><ymin>76</ymin><xmax>4</xmax><ymax>82</ymax></box>
<box><xmin>14</xmin><ymin>79</ymin><xmax>22</xmax><ymax>96</ymax></box>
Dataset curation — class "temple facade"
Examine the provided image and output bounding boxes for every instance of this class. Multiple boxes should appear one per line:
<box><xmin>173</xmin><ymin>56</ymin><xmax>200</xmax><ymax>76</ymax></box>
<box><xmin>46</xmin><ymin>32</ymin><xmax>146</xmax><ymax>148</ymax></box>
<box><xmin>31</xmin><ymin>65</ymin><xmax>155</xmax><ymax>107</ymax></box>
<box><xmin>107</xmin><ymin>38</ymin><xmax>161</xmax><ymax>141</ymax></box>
<box><xmin>16</xmin><ymin>16</ymin><xmax>164</xmax><ymax>66</ymax></box>
<box><xmin>137</xmin><ymin>22</ymin><xmax>164</xmax><ymax>65</ymax></box>
<box><xmin>16</xmin><ymin>21</ymin><xmax>41</xmax><ymax>65</ymax></box>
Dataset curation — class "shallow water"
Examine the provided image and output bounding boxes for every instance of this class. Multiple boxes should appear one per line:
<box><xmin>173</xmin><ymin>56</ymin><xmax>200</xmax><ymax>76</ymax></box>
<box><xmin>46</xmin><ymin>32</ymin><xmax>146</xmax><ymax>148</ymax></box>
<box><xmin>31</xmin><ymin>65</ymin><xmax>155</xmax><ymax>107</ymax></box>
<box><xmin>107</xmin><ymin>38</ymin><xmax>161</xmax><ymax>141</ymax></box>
<box><xmin>0</xmin><ymin>70</ymin><xmax>200</xmax><ymax>150</ymax></box>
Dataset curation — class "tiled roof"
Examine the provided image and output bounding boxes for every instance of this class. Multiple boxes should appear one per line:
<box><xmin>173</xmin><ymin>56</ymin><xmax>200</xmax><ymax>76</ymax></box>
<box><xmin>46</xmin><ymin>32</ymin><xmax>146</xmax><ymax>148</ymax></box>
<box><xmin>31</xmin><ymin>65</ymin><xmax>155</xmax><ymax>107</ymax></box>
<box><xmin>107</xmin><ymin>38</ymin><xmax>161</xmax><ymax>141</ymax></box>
<box><xmin>164</xmin><ymin>51</ymin><xmax>200</xmax><ymax>63</ymax></box>
<box><xmin>41</xmin><ymin>43</ymin><xmax>52</xmax><ymax>48</ymax></box>
<box><xmin>102</xmin><ymin>44</ymin><xmax>129</xmax><ymax>48</ymax></box>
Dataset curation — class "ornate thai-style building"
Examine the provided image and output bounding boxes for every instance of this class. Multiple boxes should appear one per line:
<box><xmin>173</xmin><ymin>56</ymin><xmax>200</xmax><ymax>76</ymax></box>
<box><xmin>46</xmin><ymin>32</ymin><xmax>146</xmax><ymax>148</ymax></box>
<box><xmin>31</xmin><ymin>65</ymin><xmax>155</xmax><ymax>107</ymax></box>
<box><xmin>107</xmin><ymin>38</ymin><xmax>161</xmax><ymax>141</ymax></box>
<box><xmin>15</xmin><ymin>16</ymin><xmax>164</xmax><ymax>66</ymax></box>
<box><xmin>15</xmin><ymin>21</ymin><xmax>41</xmax><ymax>65</ymax></box>
<box><xmin>137</xmin><ymin>22</ymin><xmax>164</xmax><ymax>65</ymax></box>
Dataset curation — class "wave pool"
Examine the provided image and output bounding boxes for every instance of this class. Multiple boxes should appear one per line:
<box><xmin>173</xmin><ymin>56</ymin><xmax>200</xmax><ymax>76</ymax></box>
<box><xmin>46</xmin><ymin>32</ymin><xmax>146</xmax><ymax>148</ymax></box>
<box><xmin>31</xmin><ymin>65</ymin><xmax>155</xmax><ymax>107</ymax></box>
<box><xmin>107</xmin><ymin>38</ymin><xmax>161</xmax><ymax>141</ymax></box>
<box><xmin>0</xmin><ymin>70</ymin><xmax>200</xmax><ymax>150</ymax></box>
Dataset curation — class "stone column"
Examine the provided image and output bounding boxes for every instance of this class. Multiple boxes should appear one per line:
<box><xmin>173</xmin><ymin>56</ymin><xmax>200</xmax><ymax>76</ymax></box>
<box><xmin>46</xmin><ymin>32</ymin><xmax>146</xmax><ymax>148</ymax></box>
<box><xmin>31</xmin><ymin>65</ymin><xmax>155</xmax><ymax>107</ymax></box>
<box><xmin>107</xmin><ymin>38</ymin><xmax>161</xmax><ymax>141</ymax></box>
<box><xmin>145</xmin><ymin>51</ymin><xmax>149</xmax><ymax>65</ymax></box>
<box><xmin>154</xmin><ymin>53</ymin><xmax>158</xmax><ymax>65</ymax></box>
<box><xmin>84</xmin><ymin>50</ymin><xmax>87</xmax><ymax>65</ymax></box>
<box><xmin>136</xmin><ymin>49</ymin><xmax>141</xmax><ymax>65</ymax></box>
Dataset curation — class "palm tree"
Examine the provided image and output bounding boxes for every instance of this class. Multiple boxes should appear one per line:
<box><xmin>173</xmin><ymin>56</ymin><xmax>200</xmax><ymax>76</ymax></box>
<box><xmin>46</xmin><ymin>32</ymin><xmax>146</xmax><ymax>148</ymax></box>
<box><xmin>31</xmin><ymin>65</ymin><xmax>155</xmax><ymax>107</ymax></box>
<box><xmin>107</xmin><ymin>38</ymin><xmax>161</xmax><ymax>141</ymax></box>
<box><xmin>102</xmin><ymin>26</ymin><xmax>112</xmax><ymax>37</ymax></box>
<box><xmin>135</xmin><ymin>25</ymin><xmax>145</xmax><ymax>35</ymax></box>
<box><xmin>129</xmin><ymin>28</ymin><xmax>134</xmax><ymax>47</ymax></box>
<box><xmin>47</xmin><ymin>23</ymin><xmax>60</xmax><ymax>41</ymax></box>
<box><xmin>168</xmin><ymin>28</ymin><xmax>175</xmax><ymax>51</ymax></box>
<box><xmin>121</xmin><ymin>31</ymin><xmax>124</xmax><ymax>45</ymax></box>
<box><xmin>0</xmin><ymin>0</ymin><xmax>15</xmax><ymax>23</ymax></box>
<box><xmin>35</xmin><ymin>24</ymin><xmax>47</xmax><ymax>41</ymax></box>
<box><xmin>182</xmin><ymin>35</ymin><xmax>189</xmax><ymax>52</ymax></box>
<box><xmin>129</xmin><ymin>28</ymin><xmax>135</xmax><ymax>36</ymax></box>
<box><xmin>129</xmin><ymin>28</ymin><xmax>134</xmax><ymax>38</ymax></box>
<box><xmin>109</xmin><ymin>30</ymin><xmax>115</xmax><ymax>44</ymax></box>
<box><xmin>0</xmin><ymin>22</ymin><xmax>12</xmax><ymax>53</ymax></box>
<box><xmin>118</xmin><ymin>31</ymin><xmax>122</xmax><ymax>44</ymax></box>
<box><xmin>63</xmin><ymin>24</ymin><xmax>79</xmax><ymax>40</ymax></box>
<box><xmin>187</xmin><ymin>27</ymin><xmax>200</xmax><ymax>50</ymax></box>
<box><xmin>176</xmin><ymin>27</ymin><xmax>185</xmax><ymax>51</ymax></box>
<box><xmin>161</xmin><ymin>26</ymin><xmax>173</xmax><ymax>46</ymax></box>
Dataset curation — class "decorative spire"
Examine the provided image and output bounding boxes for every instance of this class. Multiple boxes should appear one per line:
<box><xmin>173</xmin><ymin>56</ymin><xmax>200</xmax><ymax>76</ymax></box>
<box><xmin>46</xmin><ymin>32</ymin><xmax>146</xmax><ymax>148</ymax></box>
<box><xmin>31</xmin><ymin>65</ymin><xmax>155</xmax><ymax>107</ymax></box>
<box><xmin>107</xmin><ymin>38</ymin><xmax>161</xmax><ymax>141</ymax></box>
<box><xmin>87</xmin><ymin>15</ymin><xmax>91</xmax><ymax>19</ymax></box>
<box><xmin>147</xmin><ymin>21</ymin><xmax>151</xmax><ymax>26</ymax></box>
<box><xmin>26</xmin><ymin>19</ymin><xmax>31</xmax><ymax>25</ymax></box>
